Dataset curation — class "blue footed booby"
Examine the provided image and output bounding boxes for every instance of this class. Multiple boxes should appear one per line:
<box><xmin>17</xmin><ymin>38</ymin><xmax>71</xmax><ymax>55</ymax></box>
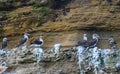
<box><xmin>108</xmin><ymin>36</ymin><xmax>117</xmax><ymax>49</ymax></box>
<box><xmin>30</xmin><ymin>36</ymin><xmax>43</xmax><ymax>47</ymax></box>
<box><xmin>1</xmin><ymin>37</ymin><xmax>7</xmax><ymax>51</ymax></box>
<box><xmin>76</xmin><ymin>34</ymin><xmax>88</xmax><ymax>47</ymax></box>
<box><xmin>16</xmin><ymin>33</ymin><xmax>30</xmax><ymax>47</ymax></box>
<box><xmin>85</xmin><ymin>33</ymin><xmax>99</xmax><ymax>48</ymax></box>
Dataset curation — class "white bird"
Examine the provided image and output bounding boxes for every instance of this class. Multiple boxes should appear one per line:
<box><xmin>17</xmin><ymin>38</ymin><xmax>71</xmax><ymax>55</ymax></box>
<box><xmin>30</xmin><ymin>36</ymin><xmax>44</xmax><ymax>47</ymax></box>
<box><xmin>1</xmin><ymin>37</ymin><xmax>8</xmax><ymax>51</ymax></box>
<box><xmin>54</xmin><ymin>44</ymin><xmax>61</xmax><ymax>58</ymax></box>
<box><xmin>16</xmin><ymin>33</ymin><xmax>30</xmax><ymax>47</ymax></box>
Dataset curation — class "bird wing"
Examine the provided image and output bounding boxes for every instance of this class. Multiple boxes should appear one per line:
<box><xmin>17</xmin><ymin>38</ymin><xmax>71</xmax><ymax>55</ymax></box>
<box><xmin>31</xmin><ymin>40</ymin><xmax>42</xmax><ymax>45</ymax></box>
<box><xmin>1</xmin><ymin>41</ymin><xmax>7</xmax><ymax>49</ymax></box>
<box><xmin>76</xmin><ymin>40</ymin><xmax>87</xmax><ymax>46</ymax></box>
<box><xmin>16</xmin><ymin>38</ymin><xmax>27</xmax><ymax>47</ymax></box>
<box><xmin>85</xmin><ymin>39</ymin><xmax>97</xmax><ymax>47</ymax></box>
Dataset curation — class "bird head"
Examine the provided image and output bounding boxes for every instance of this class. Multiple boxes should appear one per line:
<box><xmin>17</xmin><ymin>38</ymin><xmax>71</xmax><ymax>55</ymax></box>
<box><xmin>3</xmin><ymin>37</ymin><xmax>7</xmax><ymax>42</ymax></box>
<box><xmin>24</xmin><ymin>33</ymin><xmax>30</xmax><ymax>37</ymax></box>
<box><xmin>92</xmin><ymin>34</ymin><xmax>99</xmax><ymax>40</ymax></box>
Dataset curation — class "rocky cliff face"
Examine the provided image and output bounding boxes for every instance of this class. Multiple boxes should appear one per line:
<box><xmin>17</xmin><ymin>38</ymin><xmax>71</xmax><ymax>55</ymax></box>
<box><xmin>39</xmin><ymin>0</ymin><xmax>120</xmax><ymax>31</ymax></box>
<box><xmin>5</xmin><ymin>45</ymin><xmax>120</xmax><ymax>74</ymax></box>
<box><xmin>1</xmin><ymin>0</ymin><xmax>120</xmax><ymax>74</ymax></box>
<box><xmin>1</xmin><ymin>0</ymin><xmax>120</xmax><ymax>36</ymax></box>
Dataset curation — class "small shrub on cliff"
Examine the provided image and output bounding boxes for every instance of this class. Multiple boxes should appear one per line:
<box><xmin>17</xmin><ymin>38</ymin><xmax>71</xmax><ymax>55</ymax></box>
<box><xmin>32</xmin><ymin>0</ymin><xmax>51</xmax><ymax>26</ymax></box>
<box><xmin>0</xmin><ymin>12</ymin><xmax>8</xmax><ymax>21</ymax></box>
<box><xmin>32</xmin><ymin>6</ymin><xmax>49</xmax><ymax>16</ymax></box>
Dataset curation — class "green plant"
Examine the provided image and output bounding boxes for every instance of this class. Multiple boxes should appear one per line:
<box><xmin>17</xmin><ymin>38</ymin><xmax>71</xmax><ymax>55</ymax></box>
<box><xmin>33</xmin><ymin>7</ymin><xmax>49</xmax><ymax>16</ymax></box>
<box><xmin>32</xmin><ymin>0</ymin><xmax>52</xmax><ymax>26</ymax></box>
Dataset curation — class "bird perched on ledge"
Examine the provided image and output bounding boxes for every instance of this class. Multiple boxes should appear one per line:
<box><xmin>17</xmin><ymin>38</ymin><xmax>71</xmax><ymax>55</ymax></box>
<box><xmin>30</xmin><ymin>36</ymin><xmax>44</xmax><ymax>47</ymax></box>
<box><xmin>16</xmin><ymin>33</ymin><xmax>30</xmax><ymax>47</ymax></box>
<box><xmin>82</xmin><ymin>33</ymin><xmax>100</xmax><ymax>53</ymax></box>
<box><xmin>108</xmin><ymin>36</ymin><xmax>117</xmax><ymax>49</ymax></box>
<box><xmin>85</xmin><ymin>33</ymin><xmax>99</xmax><ymax>48</ymax></box>
<box><xmin>76</xmin><ymin>33</ymin><xmax>88</xmax><ymax>47</ymax></box>
<box><xmin>1</xmin><ymin>37</ymin><xmax>8</xmax><ymax>51</ymax></box>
